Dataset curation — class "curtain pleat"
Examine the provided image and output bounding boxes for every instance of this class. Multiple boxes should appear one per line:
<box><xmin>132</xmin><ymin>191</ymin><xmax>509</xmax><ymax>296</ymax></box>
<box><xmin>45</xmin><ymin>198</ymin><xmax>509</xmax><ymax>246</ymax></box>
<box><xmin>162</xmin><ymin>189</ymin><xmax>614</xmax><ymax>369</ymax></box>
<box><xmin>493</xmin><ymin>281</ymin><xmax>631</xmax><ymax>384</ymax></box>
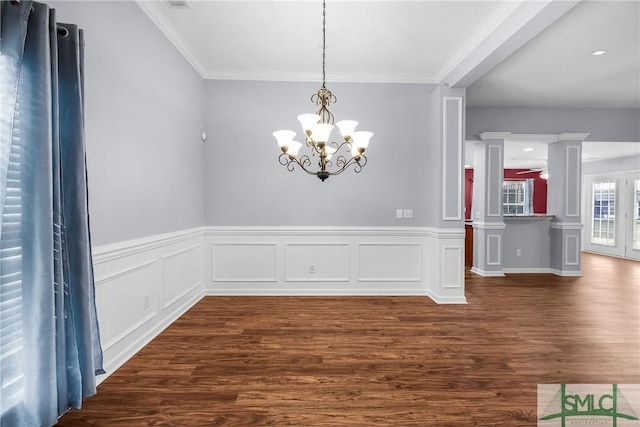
<box><xmin>0</xmin><ymin>2</ymin><xmax>104</xmax><ymax>426</ymax></box>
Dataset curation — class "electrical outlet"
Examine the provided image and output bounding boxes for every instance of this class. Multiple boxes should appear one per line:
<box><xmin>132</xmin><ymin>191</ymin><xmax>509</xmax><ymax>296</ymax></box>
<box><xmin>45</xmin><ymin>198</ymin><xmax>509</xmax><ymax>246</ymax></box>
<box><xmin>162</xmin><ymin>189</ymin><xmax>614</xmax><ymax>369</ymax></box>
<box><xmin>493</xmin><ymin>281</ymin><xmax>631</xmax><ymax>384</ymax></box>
<box><xmin>516</xmin><ymin>249</ymin><xmax>521</xmax><ymax>257</ymax></box>
<box><xmin>403</xmin><ymin>209</ymin><xmax>413</xmax><ymax>219</ymax></box>
<box><xmin>309</xmin><ymin>264</ymin><xmax>316</xmax><ymax>274</ymax></box>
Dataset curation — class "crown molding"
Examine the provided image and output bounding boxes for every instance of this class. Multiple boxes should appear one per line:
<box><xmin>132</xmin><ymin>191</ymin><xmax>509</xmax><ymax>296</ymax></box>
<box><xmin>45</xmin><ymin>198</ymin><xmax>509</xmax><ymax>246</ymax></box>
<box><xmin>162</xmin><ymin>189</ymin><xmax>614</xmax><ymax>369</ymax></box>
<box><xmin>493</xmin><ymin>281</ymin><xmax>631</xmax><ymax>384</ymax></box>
<box><xmin>135</xmin><ymin>0</ymin><xmax>208</xmax><ymax>78</ymax></box>
<box><xmin>201</xmin><ymin>70</ymin><xmax>439</xmax><ymax>84</ymax></box>
<box><xmin>138</xmin><ymin>1</ymin><xmax>440</xmax><ymax>84</ymax></box>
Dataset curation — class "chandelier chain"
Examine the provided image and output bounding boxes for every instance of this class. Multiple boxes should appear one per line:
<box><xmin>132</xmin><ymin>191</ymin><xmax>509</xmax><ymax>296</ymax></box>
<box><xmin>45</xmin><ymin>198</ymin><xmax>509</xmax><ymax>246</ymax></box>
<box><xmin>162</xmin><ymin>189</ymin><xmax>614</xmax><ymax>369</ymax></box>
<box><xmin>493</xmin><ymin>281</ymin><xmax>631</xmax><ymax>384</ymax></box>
<box><xmin>322</xmin><ymin>0</ymin><xmax>326</xmax><ymax>88</ymax></box>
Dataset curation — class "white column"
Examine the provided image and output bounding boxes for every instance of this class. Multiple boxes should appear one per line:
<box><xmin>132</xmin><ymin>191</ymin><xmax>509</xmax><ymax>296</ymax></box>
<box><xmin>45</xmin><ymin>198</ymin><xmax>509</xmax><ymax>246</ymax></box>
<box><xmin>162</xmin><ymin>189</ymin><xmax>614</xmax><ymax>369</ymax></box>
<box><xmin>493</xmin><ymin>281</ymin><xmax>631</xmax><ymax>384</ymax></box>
<box><xmin>548</xmin><ymin>133</ymin><xmax>588</xmax><ymax>276</ymax></box>
<box><xmin>426</xmin><ymin>85</ymin><xmax>466</xmax><ymax>303</ymax></box>
<box><xmin>471</xmin><ymin>132</ymin><xmax>508</xmax><ymax>276</ymax></box>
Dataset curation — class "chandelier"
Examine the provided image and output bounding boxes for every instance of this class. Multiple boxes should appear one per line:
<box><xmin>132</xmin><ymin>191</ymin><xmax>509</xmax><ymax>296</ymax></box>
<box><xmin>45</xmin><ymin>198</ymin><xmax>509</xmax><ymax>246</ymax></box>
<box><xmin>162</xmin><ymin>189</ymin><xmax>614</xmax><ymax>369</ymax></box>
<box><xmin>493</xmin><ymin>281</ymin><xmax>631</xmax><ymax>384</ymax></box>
<box><xmin>272</xmin><ymin>0</ymin><xmax>373</xmax><ymax>182</ymax></box>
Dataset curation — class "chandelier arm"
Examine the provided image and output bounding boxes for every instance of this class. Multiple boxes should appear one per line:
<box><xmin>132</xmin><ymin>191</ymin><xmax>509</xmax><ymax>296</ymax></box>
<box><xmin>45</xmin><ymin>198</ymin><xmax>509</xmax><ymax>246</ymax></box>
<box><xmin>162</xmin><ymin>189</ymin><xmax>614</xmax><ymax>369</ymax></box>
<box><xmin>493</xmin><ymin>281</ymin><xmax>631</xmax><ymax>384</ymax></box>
<box><xmin>279</xmin><ymin>153</ymin><xmax>317</xmax><ymax>175</ymax></box>
<box><xmin>310</xmin><ymin>142</ymin><xmax>323</xmax><ymax>156</ymax></box>
<box><xmin>296</xmin><ymin>155</ymin><xmax>314</xmax><ymax>171</ymax></box>
<box><xmin>327</xmin><ymin>154</ymin><xmax>367</xmax><ymax>176</ymax></box>
<box><xmin>355</xmin><ymin>154</ymin><xmax>367</xmax><ymax>169</ymax></box>
<box><xmin>328</xmin><ymin>140</ymin><xmax>353</xmax><ymax>152</ymax></box>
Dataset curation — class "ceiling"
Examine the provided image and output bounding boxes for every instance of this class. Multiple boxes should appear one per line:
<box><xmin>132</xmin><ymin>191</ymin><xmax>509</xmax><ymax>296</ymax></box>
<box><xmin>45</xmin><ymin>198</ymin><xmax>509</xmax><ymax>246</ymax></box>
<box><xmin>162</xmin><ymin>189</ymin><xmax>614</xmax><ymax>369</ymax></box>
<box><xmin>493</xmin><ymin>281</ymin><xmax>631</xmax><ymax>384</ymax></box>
<box><xmin>138</xmin><ymin>0</ymin><xmax>511</xmax><ymax>83</ymax></box>
<box><xmin>137</xmin><ymin>0</ymin><xmax>640</xmax><ymax>166</ymax></box>
<box><xmin>466</xmin><ymin>0</ymin><xmax>640</xmax><ymax>108</ymax></box>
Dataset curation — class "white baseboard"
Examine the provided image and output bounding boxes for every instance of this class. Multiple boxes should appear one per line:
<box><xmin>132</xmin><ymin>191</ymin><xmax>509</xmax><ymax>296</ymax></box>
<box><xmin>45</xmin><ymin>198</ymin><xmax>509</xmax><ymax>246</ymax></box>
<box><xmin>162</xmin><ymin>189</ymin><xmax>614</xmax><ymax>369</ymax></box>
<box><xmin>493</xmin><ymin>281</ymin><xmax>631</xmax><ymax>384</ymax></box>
<box><xmin>502</xmin><ymin>268</ymin><xmax>553</xmax><ymax>274</ymax></box>
<box><xmin>470</xmin><ymin>267</ymin><xmax>505</xmax><ymax>277</ymax></box>
<box><xmin>550</xmin><ymin>268</ymin><xmax>582</xmax><ymax>277</ymax></box>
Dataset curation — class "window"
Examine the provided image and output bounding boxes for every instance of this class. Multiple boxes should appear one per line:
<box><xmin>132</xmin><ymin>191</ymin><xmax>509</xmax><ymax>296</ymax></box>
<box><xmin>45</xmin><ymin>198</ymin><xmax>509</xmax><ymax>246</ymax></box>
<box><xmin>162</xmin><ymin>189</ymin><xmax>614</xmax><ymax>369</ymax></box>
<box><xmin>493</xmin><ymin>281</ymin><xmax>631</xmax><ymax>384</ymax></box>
<box><xmin>503</xmin><ymin>179</ymin><xmax>533</xmax><ymax>215</ymax></box>
<box><xmin>591</xmin><ymin>180</ymin><xmax>616</xmax><ymax>246</ymax></box>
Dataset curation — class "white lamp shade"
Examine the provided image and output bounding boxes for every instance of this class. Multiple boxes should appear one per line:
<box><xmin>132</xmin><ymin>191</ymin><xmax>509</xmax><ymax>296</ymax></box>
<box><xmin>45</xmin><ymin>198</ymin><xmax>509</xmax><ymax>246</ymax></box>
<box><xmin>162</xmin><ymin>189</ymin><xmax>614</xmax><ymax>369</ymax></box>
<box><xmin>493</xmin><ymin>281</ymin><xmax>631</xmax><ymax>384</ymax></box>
<box><xmin>324</xmin><ymin>145</ymin><xmax>337</xmax><ymax>155</ymax></box>
<box><xmin>336</xmin><ymin>120</ymin><xmax>358</xmax><ymax>138</ymax></box>
<box><xmin>351</xmin><ymin>131</ymin><xmax>373</xmax><ymax>149</ymax></box>
<box><xmin>312</xmin><ymin>123</ymin><xmax>333</xmax><ymax>142</ymax></box>
<box><xmin>272</xmin><ymin>130</ymin><xmax>296</xmax><ymax>147</ymax></box>
<box><xmin>287</xmin><ymin>141</ymin><xmax>303</xmax><ymax>156</ymax></box>
<box><xmin>297</xmin><ymin>114</ymin><xmax>321</xmax><ymax>133</ymax></box>
<box><xmin>323</xmin><ymin>145</ymin><xmax>336</xmax><ymax>160</ymax></box>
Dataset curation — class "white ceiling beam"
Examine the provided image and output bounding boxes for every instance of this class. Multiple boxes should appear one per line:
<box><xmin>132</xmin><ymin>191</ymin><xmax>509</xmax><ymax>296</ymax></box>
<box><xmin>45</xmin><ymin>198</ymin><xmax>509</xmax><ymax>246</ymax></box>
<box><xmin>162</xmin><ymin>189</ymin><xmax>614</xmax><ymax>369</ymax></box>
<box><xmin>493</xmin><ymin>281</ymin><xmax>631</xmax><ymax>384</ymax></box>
<box><xmin>442</xmin><ymin>0</ymin><xmax>580</xmax><ymax>89</ymax></box>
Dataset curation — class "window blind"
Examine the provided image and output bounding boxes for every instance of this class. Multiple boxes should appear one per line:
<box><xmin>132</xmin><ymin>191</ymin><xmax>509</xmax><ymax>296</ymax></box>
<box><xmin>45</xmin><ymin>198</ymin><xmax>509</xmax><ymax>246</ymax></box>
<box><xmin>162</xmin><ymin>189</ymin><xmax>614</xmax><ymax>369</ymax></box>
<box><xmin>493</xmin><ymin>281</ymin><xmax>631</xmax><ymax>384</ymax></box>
<box><xmin>1</xmin><ymin>116</ymin><xmax>24</xmax><ymax>411</ymax></box>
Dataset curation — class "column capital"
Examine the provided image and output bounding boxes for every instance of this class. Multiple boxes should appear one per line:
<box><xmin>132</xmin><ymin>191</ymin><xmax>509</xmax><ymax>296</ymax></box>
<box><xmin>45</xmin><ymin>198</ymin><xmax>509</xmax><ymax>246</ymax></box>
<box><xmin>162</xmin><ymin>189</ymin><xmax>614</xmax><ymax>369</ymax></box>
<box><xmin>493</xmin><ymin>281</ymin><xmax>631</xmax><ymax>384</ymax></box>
<box><xmin>558</xmin><ymin>133</ymin><xmax>590</xmax><ymax>142</ymax></box>
<box><xmin>479</xmin><ymin>132</ymin><xmax>511</xmax><ymax>141</ymax></box>
<box><xmin>477</xmin><ymin>132</ymin><xmax>591</xmax><ymax>143</ymax></box>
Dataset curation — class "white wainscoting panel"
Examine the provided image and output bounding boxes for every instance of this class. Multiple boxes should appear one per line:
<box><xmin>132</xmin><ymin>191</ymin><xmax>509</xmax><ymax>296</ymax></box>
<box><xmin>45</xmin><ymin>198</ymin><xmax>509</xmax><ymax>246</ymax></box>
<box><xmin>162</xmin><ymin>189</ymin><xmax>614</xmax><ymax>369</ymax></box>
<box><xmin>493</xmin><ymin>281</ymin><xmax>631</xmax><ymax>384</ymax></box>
<box><xmin>92</xmin><ymin>227</ymin><xmax>205</xmax><ymax>384</ymax></box>
<box><xmin>442</xmin><ymin>246</ymin><xmax>463</xmax><ymax>289</ymax></box>
<box><xmin>162</xmin><ymin>245</ymin><xmax>202</xmax><ymax>309</ymax></box>
<box><xmin>90</xmin><ymin>226</ymin><xmax>467</xmax><ymax>385</ymax></box>
<box><xmin>285</xmin><ymin>243</ymin><xmax>350</xmax><ymax>282</ymax></box>
<box><xmin>95</xmin><ymin>259</ymin><xmax>158</xmax><ymax>352</ymax></box>
<box><xmin>204</xmin><ymin>227</ymin><xmax>466</xmax><ymax>303</ymax></box>
<box><xmin>487</xmin><ymin>234</ymin><xmax>502</xmax><ymax>266</ymax></box>
<box><xmin>565</xmin><ymin>234</ymin><xmax>580</xmax><ymax>266</ymax></box>
<box><xmin>211</xmin><ymin>242</ymin><xmax>277</xmax><ymax>282</ymax></box>
<box><xmin>357</xmin><ymin>243</ymin><xmax>422</xmax><ymax>282</ymax></box>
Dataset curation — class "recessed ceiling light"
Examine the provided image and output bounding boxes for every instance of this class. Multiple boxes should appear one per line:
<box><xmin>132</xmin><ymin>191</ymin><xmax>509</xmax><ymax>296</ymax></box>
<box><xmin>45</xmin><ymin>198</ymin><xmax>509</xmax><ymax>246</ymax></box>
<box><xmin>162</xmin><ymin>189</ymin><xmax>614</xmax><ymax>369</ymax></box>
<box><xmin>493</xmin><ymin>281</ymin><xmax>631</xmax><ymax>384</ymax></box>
<box><xmin>523</xmin><ymin>147</ymin><xmax>534</xmax><ymax>152</ymax></box>
<box><xmin>165</xmin><ymin>0</ymin><xmax>190</xmax><ymax>9</ymax></box>
<box><xmin>591</xmin><ymin>50</ymin><xmax>606</xmax><ymax>56</ymax></box>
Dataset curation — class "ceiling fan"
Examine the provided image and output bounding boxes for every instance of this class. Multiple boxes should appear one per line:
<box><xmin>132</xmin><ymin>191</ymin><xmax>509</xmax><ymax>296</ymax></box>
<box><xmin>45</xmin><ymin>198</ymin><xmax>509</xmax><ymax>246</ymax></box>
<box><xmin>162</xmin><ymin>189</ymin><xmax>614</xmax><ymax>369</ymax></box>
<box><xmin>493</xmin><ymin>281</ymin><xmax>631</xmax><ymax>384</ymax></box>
<box><xmin>515</xmin><ymin>164</ymin><xmax>549</xmax><ymax>180</ymax></box>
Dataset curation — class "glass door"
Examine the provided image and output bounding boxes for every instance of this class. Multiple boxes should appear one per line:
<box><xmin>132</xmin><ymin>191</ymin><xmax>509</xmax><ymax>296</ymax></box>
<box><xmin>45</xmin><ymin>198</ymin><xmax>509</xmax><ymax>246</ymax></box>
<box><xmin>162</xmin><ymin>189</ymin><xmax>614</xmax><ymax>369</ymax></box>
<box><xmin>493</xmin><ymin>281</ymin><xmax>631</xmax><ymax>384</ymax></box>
<box><xmin>585</xmin><ymin>172</ymin><xmax>640</xmax><ymax>260</ymax></box>
<box><xmin>625</xmin><ymin>172</ymin><xmax>640</xmax><ymax>260</ymax></box>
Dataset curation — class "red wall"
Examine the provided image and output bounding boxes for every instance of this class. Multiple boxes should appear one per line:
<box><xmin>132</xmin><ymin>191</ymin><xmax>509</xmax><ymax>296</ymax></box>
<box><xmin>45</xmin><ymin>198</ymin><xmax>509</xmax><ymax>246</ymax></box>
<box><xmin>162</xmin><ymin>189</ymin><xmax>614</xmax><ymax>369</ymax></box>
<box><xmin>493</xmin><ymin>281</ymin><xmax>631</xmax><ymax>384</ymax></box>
<box><xmin>465</xmin><ymin>169</ymin><xmax>547</xmax><ymax>219</ymax></box>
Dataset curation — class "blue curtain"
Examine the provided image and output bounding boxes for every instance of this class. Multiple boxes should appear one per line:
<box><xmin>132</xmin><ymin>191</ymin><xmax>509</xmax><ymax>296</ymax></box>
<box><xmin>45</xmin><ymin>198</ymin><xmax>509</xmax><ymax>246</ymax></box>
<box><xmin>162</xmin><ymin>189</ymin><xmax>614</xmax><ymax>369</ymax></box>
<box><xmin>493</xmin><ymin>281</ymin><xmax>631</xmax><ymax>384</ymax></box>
<box><xmin>1</xmin><ymin>1</ymin><xmax>104</xmax><ymax>426</ymax></box>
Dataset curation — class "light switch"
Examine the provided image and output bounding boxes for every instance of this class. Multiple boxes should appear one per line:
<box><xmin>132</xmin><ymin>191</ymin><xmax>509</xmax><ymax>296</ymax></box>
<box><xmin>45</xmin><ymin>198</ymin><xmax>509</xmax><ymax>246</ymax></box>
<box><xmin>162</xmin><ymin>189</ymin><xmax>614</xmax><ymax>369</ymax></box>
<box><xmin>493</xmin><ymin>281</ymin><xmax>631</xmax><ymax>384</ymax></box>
<box><xmin>396</xmin><ymin>209</ymin><xmax>403</xmax><ymax>219</ymax></box>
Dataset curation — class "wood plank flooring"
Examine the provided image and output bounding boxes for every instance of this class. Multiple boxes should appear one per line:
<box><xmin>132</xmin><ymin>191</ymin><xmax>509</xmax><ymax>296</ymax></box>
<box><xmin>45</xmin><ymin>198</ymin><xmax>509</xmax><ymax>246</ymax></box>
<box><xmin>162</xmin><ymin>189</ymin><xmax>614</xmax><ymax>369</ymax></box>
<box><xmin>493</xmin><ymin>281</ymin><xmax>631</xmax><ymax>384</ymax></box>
<box><xmin>58</xmin><ymin>252</ymin><xmax>640</xmax><ymax>426</ymax></box>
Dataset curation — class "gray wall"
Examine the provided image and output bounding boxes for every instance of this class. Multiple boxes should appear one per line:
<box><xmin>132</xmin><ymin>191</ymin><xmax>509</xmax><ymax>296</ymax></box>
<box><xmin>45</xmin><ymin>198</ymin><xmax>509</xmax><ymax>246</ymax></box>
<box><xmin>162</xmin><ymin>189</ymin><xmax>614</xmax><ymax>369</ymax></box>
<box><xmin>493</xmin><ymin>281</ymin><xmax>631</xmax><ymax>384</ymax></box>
<box><xmin>204</xmin><ymin>80</ymin><xmax>436</xmax><ymax>227</ymax></box>
<box><xmin>50</xmin><ymin>1</ymin><xmax>206</xmax><ymax>246</ymax></box>
<box><xmin>466</xmin><ymin>107</ymin><xmax>640</xmax><ymax>142</ymax></box>
<box><xmin>503</xmin><ymin>218</ymin><xmax>552</xmax><ymax>269</ymax></box>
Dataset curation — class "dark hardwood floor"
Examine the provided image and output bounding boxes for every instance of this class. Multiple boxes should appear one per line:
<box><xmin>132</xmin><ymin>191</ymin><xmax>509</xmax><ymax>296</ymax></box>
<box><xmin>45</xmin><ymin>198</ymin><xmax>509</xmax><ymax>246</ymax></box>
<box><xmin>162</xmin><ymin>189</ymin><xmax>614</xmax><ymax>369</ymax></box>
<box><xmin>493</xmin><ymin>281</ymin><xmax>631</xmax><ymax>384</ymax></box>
<box><xmin>58</xmin><ymin>252</ymin><xmax>640</xmax><ymax>426</ymax></box>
